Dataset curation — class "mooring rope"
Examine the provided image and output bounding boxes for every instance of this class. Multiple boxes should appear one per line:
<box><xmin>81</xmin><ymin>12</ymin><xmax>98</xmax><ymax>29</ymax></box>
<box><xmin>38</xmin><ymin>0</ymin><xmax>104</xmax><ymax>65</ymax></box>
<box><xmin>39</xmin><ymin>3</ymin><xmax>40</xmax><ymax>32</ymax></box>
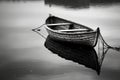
<box><xmin>34</xmin><ymin>30</ymin><xmax>46</xmax><ymax>39</ymax></box>
<box><xmin>97</xmin><ymin>33</ymin><xmax>109</xmax><ymax>66</ymax></box>
<box><xmin>32</xmin><ymin>24</ymin><xmax>47</xmax><ymax>39</ymax></box>
<box><xmin>97</xmin><ymin>31</ymin><xmax>120</xmax><ymax>66</ymax></box>
<box><xmin>99</xmin><ymin>32</ymin><xmax>120</xmax><ymax>51</ymax></box>
<box><xmin>32</xmin><ymin>24</ymin><xmax>46</xmax><ymax>31</ymax></box>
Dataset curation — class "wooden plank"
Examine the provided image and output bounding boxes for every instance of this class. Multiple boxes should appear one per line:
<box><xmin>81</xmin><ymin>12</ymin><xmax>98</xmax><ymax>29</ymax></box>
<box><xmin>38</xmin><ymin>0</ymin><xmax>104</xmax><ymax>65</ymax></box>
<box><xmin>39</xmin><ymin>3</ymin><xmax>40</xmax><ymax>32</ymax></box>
<box><xmin>46</xmin><ymin>23</ymin><xmax>71</xmax><ymax>26</ymax></box>
<box><xmin>59</xmin><ymin>29</ymin><xmax>89</xmax><ymax>32</ymax></box>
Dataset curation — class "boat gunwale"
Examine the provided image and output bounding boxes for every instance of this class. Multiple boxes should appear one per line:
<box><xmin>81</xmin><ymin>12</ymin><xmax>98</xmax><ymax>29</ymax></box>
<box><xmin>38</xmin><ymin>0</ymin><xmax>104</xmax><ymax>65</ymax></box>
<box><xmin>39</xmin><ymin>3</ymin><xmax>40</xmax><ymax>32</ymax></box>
<box><xmin>45</xmin><ymin>25</ymin><xmax>97</xmax><ymax>35</ymax></box>
<box><xmin>46</xmin><ymin>15</ymin><xmax>94</xmax><ymax>31</ymax></box>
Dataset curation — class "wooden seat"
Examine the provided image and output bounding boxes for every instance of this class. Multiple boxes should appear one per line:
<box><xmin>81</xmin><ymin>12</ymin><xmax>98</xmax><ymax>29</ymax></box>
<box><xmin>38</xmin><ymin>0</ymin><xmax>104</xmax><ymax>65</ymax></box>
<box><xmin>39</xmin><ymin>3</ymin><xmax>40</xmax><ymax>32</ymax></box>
<box><xmin>46</xmin><ymin>23</ymin><xmax>71</xmax><ymax>26</ymax></box>
<box><xmin>59</xmin><ymin>29</ymin><xmax>89</xmax><ymax>32</ymax></box>
<box><xmin>47</xmin><ymin>23</ymin><xmax>72</xmax><ymax>30</ymax></box>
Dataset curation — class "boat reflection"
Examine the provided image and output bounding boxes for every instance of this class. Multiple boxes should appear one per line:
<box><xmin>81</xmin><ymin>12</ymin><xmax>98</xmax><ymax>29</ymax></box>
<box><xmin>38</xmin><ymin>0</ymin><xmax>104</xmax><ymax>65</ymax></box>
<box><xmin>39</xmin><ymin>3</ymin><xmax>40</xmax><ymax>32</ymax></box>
<box><xmin>44</xmin><ymin>0</ymin><xmax>90</xmax><ymax>9</ymax></box>
<box><xmin>44</xmin><ymin>35</ymin><xmax>101</xmax><ymax>74</ymax></box>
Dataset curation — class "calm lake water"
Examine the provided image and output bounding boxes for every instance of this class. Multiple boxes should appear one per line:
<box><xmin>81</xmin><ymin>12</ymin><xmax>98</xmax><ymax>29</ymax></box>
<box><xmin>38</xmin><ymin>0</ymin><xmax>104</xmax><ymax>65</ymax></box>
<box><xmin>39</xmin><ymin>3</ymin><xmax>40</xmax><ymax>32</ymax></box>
<box><xmin>0</xmin><ymin>0</ymin><xmax>120</xmax><ymax>80</ymax></box>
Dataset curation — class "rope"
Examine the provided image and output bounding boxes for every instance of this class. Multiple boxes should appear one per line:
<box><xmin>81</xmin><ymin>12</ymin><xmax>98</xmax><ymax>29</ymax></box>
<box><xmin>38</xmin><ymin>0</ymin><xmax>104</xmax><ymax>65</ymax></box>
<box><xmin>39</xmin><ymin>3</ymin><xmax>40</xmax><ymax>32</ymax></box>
<box><xmin>99</xmin><ymin>32</ymin><xmax>120</xmax><ymax>51</ymax></box>
<box><xmin>34</xmin><ymin>30</ymin><xmax>46</xmax><ymax>39</ymax></box>
<box><xmin>99</xmin><ymin>33</ymin><xmax>112</xmax><ymax>48</ymax></box>
<box><xmin>32</xmin><ymin>24</ymin><xmax>46</xmax><ymax>39</ymax></box>
<box><xmin>34</xmin><ymin>24</ymin><xmax>46</xmax><ymax>30</ymax></box>
<box><xmin>97</xmin><ymin>33</ymin><xmax>109</xmax><ymax>66</ymax></box>
<box><xmin>100</xmin><ymin>48</ymin><xmax>109</xmax><ymax>66</ymax></box>
<box><xmin>96</xmin><ymin>30</ymin><xmax>120</xmax><ymax>68</ymax></box>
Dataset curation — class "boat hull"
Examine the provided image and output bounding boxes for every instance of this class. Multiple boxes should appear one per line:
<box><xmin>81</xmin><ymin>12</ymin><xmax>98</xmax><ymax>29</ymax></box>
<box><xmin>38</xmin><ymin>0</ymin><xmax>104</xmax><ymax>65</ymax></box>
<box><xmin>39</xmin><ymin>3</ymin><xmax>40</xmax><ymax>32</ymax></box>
<box><xmin>45</xmin><ymin>16</ymin><xmax>99</xmax><ymax>47</ymax></box>
<box><xmin>46</xmin><ymin>28</ymin><xmax>97</xmax><ymax>46</ymax></box>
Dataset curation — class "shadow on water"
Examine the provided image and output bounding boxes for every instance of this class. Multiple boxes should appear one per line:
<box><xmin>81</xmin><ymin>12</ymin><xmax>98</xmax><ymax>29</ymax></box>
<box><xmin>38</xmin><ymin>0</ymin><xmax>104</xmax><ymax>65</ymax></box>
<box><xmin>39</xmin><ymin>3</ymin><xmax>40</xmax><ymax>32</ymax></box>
<box><xmin>44</xmin><ymin>35</ymin><xmax>100</xmax><ymax>74</ymax></box>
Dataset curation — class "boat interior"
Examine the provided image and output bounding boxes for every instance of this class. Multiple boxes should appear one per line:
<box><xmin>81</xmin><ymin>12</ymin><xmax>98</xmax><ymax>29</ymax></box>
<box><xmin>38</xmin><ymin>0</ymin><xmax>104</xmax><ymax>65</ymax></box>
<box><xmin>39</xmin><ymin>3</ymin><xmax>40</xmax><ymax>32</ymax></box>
<box><xmin>46</xmin><ymin>23</ymin><xmax>91</xmax><ymax>33</ymax></box>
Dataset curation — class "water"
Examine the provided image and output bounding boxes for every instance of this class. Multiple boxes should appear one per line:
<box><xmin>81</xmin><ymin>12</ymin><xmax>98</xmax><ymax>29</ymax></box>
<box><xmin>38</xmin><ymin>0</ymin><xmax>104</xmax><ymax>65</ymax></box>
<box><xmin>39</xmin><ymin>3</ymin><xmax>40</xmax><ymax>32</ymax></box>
<box><xmin>0</xmin><ymin>0</ymin><xmax>120</xmax><ymax>80</ymax></box>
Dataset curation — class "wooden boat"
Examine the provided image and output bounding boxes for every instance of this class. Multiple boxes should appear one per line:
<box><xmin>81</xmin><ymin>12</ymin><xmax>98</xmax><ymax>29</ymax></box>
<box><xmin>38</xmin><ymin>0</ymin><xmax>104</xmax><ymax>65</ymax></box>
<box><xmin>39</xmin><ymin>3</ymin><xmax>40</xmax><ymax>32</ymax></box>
<box><xmin>45</xmin><ymin>15</ymin><xmax>100</xmax><ymax>47</ymax></box>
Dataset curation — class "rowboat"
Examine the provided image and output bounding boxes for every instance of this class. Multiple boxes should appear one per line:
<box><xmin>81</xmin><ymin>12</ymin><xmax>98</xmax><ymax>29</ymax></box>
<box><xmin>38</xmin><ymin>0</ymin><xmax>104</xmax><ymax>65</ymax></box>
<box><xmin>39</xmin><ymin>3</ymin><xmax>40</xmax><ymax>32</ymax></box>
<box><xmin>45</xmin><ymin>15</ymin><xmax>100</xmax><ymax>47</ymax></box>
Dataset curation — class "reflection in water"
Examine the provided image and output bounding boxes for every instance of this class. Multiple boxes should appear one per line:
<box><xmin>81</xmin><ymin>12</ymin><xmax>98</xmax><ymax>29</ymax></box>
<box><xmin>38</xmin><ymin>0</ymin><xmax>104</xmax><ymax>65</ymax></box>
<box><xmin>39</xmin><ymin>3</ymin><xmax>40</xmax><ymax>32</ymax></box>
<box><xmin>45</xmin><ymin>0</ymin><xmax>90</xmax><ymax>9</ymax></box>
<box><xmin>44</xmin><ymin>35</ymin><xmax>100</xmax><ymax>74</ymax></box>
